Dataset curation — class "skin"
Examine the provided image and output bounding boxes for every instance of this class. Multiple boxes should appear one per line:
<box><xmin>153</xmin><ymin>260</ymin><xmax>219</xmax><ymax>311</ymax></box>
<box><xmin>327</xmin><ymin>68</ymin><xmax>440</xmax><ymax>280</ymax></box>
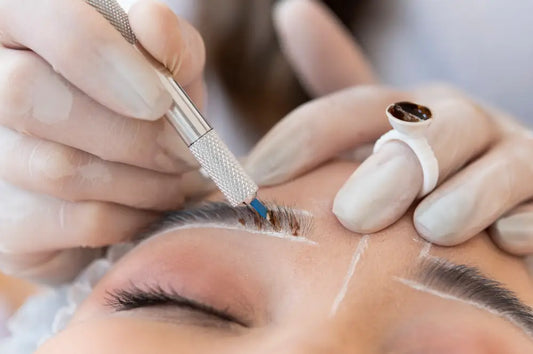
<box><xmin>1</xmin><ymin>0</ymin><xmax>532</xmax><ymax>286</ymax></box>
<box><xmin>36</xmin><ymin>162</ymin><xmax>533</xmax><ymax>353</ymax></box>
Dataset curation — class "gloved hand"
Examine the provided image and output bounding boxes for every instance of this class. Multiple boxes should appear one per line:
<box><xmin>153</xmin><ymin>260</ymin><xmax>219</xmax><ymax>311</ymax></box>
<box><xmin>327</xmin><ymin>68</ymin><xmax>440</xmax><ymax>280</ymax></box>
<box><xmin>0</xmin><ymin>0</ymin><xmax>206</xmax><ymax>284</ymax></box>
<box><xmin>245</xmin><ymin>0</ymin><xmax>533</xmax><ymax>255</ymax></box>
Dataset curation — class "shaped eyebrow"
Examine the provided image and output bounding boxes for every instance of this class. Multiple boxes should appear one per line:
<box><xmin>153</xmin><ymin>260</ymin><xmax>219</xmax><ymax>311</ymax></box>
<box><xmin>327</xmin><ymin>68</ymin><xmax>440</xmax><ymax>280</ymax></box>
<box><xmin>134</xmin><ymin>201</ymin><xmax>314</xmax><ymax>243</ymax></box>
<box><xmin>399</xmin><ymin>258</ymin><xmax>533</xmax><ymax>337</ymax></box>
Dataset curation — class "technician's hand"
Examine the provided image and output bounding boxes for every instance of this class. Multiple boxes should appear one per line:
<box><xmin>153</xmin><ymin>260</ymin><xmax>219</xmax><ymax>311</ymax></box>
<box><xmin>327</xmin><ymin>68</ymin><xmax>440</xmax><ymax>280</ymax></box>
<box><xmin>246</xmin><ymin>0</ymin><xmax>533</xmax><ymax>255</ymax></box>
<box><xmin>0</xmin><ymin>0</ymin><xmax>206</xmax><ymax>284</ymax></box>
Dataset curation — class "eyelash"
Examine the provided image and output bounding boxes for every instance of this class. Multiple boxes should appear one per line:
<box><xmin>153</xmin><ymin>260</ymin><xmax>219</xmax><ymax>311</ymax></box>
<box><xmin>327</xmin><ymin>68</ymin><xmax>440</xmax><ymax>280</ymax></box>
<box><xmin>105</xmin><ymin>284</ymin><xmax>248</xmax><ymax>327</ymax></box>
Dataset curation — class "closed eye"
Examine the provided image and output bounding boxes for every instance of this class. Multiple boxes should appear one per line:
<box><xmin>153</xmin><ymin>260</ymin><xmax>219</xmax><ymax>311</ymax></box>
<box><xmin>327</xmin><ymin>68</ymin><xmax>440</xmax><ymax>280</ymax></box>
<box><xmin>105</xmin><ymin>284</ymin><xmax>249</xmax><ymax>328</ymax></box>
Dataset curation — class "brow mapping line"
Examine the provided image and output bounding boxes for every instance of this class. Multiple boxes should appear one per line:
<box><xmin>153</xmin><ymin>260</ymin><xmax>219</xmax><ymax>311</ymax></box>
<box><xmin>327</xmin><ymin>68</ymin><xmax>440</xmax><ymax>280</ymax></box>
<box><xmin>395</xmin><ymin>277</ymin><xmax>533</xmax><ymax>338</ymax></box>
<box><xmin>418</xmin><ymin>241</ymin><xmax>432</xmax><ymax>259</ymax></box>
<box><xmin>147</xmin><ymin>223</ymin><xmax>318</xmax><ymax>246</ymax></box>
<box><xmin>329</xmin><ymin>235</ymin><xmax>369</xmax><ymax>317</ymax></box>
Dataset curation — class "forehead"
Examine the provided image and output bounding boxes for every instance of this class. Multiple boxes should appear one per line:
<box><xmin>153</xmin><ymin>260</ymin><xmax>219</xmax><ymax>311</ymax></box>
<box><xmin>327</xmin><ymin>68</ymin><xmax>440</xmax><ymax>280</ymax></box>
<box><xmin>239</xmin><ymin>161</ymin><xmax>533</xmax><ymax>303</ymax></box>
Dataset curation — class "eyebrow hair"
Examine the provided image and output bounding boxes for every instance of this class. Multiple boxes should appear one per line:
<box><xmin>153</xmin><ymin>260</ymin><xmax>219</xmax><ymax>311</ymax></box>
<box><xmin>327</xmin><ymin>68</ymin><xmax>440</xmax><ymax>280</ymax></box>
<box><xmin>134</xmin><ymin>201</ymin><xmax>313</xmax><ymax>243</ymax></box>
<box><xmin>414</xmin><ymin>258</ymin><xmax>533</xmax><ymax>336</ymax></box>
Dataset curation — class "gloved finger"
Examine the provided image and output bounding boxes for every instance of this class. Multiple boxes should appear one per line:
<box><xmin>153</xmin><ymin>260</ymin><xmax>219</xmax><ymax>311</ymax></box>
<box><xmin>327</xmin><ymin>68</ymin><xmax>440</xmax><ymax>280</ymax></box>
<box><xmin>0</xmin><ymin>180</ymin><xmax>158</xmax><ymax>254</ymax></box>
<box><xmin>182</xmin><ymin>78</ymin><xmax>207</xmax><ymax>113</ymax></box>
<box><xmin>244</xmin><ymin>86</ymin><xmax>409</xmax><ymax>185</ymax></box>
<box><xmin>0</xmin><ymin>248</ymin><xmax>103</xmax><ymax>285</ymax></box>
<box><xmin>129</xmin><ymin>0</ymin><xmax>206</xmax><ymax>102</ymax></box>
<box><xmin>333</xmin><ymin>96</ymin><xmax>498</xmax><ymax>233</ymax></box>
<box><xmin>0</xmin><ymin>47</ymin><xmax>196</xmax><ymax>174</ymax></box>
<box><xmin>0</xmin><ymin>126</ymin><xmax>200</xmax><ymax>210</ymax></box>
<box><xmin>333</xmin><ymin>140</ymin><xmax>423</xmax><ymax>232</ymax></box>
<box><xmin>0</xmin><ymin>0</ymin><xmax>172</xmax><ymax>120</ymax></box>
<box><xmin>490</xmin><ymin>202</ymin><xmax>533</xmax><ymax>256</ymax></box>
<box><xmin>414</xmin><ymin>137</ymin><xmax>533</xmax><ymax>246</ymax></box>
<box><xmin>273</xmin><ymin>0</ymin><xmax>376</xmax><ymax>97</ymax></box>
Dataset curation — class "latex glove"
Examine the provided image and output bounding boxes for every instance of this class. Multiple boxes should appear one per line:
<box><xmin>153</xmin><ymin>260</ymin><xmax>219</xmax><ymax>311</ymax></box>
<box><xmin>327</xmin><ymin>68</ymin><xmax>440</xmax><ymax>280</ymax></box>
<box><xmin>0</xmin><ymin>0</ymin><xmax>206</xmax><ymax>284</ymax></box>
<box><xmin>245</xmin><ymin>0</ymin><xmax>533</xmax><ymax>255</ymax></box>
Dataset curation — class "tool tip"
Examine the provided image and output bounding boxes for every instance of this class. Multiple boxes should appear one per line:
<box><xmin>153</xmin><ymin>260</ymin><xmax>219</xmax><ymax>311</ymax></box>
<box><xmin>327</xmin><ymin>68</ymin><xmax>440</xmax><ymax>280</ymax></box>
<box><xmin>249</xmin><ymin>198</ymin><xmax>269</xmax><ymax>219</ymax></box>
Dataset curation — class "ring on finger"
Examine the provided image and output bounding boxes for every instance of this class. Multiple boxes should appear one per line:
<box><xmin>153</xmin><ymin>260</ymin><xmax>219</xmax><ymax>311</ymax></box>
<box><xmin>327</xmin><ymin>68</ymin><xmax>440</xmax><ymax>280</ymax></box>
<box><xmin>373</xmin><ymin>101</ymin><xmax>439</xmax><ymax>197</ymax></box>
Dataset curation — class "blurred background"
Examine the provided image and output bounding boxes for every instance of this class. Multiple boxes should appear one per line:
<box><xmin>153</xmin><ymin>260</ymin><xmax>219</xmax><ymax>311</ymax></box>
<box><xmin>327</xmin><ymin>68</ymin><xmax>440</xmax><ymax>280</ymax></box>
<box><xmin>175</xmin><ymin>0</ymin><xmax>533</xmax><ymax>155</ymax></box>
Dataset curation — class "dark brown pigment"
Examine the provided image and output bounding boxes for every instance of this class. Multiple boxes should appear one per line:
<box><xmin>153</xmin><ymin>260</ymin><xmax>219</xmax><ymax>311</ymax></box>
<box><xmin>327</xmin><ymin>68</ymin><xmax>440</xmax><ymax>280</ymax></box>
<box><xmin>388</xmin><ymin>102</ymin><xmax>432</xmax><ymax>122</ymax></box>
<box><xmin>247</xmin><ymin>207</ymin><xmax>303</xmax><ymax>237</ymax></box>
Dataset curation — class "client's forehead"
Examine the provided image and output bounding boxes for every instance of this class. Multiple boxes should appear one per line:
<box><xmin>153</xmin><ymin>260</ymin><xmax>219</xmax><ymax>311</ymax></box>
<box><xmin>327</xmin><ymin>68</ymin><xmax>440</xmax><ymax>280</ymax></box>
<box><xmin>239</xmin><ymin>161</ymin><xmax>533</xmax><ymax>339</ymax></box>
<box><xmin>233</xmin><ymin>161</ymin><xmax>533</xmax><ymax>305</ymax></box>
<box><xmin>213</xmin><ymin>161</ymin><xmax>519</xmax><ymax>268</ymax></box>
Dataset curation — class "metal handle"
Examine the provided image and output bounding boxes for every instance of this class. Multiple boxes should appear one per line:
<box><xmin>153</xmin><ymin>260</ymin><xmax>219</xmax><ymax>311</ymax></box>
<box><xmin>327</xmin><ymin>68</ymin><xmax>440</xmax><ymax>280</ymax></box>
<box><xmin>84</xmin><ymin>0</ymin><xmax>212</xmax><ymax>145</ymax></box>
<box><xmin>84</xmin><ymin>0</ymin><xmax>259</xmax><ymax>206</ymax></box>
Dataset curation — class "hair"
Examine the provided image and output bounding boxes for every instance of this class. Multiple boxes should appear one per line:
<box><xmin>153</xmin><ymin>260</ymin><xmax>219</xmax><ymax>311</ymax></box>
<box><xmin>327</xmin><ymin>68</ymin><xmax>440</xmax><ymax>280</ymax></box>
<box><xmin>196</xmin><ymin>0</ymin><xmax>362</xmax><ymax>139</ymax></box>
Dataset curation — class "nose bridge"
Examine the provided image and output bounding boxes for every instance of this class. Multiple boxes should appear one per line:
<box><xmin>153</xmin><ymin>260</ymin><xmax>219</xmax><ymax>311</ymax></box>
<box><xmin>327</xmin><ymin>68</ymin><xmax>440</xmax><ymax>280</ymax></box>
<box><xmin>253</xmin><ymin>321</ymin><xmax>368</xmax><ymax>354</ymax></box>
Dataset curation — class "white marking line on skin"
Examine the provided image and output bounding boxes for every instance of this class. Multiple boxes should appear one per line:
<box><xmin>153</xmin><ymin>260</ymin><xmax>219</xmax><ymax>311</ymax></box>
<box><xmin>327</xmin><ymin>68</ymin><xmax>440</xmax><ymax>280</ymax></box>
<box><xmin>152</xmin><ymin>223</ymin><xmax>318</xmax><ymax>246</ymax></box>
<box><xmin>395</xmin><ymin>277</ymin><xmax>533</xmax><ymax>338</ymax></box>
<box><xmin>418</xmin><ymin>241</ymin><xmax>432</xmax><ymax>259</ymax></box>
<box><xmin>329</xmin><ymin>235</ymin><xmax>369</xmax><ymax>317</ymax></box>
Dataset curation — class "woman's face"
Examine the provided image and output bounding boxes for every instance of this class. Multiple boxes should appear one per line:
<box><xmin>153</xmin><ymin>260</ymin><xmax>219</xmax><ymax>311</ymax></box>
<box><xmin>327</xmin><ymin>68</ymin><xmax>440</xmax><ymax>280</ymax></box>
<box><xmin>37</xmin><ymin>162</ymin><xmax>533</xmax><ymax>353</ymax></box>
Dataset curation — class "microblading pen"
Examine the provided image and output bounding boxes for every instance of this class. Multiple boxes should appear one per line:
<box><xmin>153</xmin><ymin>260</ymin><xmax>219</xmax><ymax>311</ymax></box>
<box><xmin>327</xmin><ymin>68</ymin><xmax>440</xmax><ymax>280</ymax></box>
<box><xmin>84</xmin><ymin>0</ymin><xmax>269</xmax><ymax>219</ymax></box>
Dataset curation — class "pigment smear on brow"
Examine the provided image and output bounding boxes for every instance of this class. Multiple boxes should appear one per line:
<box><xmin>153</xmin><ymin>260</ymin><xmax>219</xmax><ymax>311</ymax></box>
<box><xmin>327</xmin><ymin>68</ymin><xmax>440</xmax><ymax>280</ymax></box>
<box><xmin>395</xmin><ymin>277</ymin><xmax>533</xmax><ymax>338</ymax></box>
<box><xmin>137</xmin><ymin>202</ymin><xmax>316</xmax><ymax>245</ymax></box>
<box><xmin>418</xmin><ymin>241</ymin><xmax>432</xmax><ymax>259</ymax></box>
<box><xmin>153</xmin><ymin>222</ymin><xmax>317</xmax><ymax>245</ymax></box>
<box><xmin>330</xmin><ymin>235</ymin><xmax>370</xmax><ymax>316</ymax></box>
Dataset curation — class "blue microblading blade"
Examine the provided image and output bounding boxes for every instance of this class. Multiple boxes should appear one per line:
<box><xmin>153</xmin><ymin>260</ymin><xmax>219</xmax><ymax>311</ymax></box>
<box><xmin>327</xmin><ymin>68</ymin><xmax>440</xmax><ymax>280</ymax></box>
<box><xmin>250</xmin><ymin>198</ymin><xmax>268</xmax><ymax>219</ymax></box>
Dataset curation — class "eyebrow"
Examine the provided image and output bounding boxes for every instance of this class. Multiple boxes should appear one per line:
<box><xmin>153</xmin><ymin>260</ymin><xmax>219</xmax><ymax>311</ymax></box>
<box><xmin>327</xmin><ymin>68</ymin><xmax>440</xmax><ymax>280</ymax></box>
<box><xmin>398</xmin><ymin>258</ymin><xmax>533</xmax><ymax>337</ymax></box>
<box><xmin>134</xmin><ymin>201</ymin><xmax>314</xmax><ymax>243</ymax></box>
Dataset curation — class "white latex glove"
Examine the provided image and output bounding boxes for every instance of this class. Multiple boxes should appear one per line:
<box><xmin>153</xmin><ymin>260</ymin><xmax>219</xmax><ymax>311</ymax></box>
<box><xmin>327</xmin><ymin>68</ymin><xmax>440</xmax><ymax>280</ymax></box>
<box><xmin>245</xmin><ymin>0</ymin><xmax>533</xmax><ymax>255</ymax></box>
<box><xmin>0</xmin><ymin>0</ymin><xmax>207</xmax><ymax>284</ymax></box>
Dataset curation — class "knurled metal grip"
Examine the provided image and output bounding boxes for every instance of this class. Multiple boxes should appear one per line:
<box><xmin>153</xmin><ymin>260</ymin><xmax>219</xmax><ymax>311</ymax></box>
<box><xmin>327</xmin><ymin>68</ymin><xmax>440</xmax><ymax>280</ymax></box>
<box><xmin>85</xmin><ymin>0</ymin><xmax>260</xmax><ymax>206</ymax></box>
<box><xmin>85</xmin><ymin>0</ymin><xmax>137</xmax><ymax>44</ymax></box>
<box><xmin>190</xmin><ymin>130</ymin><xmax>258</xmax><ymax>206</ymax></box>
